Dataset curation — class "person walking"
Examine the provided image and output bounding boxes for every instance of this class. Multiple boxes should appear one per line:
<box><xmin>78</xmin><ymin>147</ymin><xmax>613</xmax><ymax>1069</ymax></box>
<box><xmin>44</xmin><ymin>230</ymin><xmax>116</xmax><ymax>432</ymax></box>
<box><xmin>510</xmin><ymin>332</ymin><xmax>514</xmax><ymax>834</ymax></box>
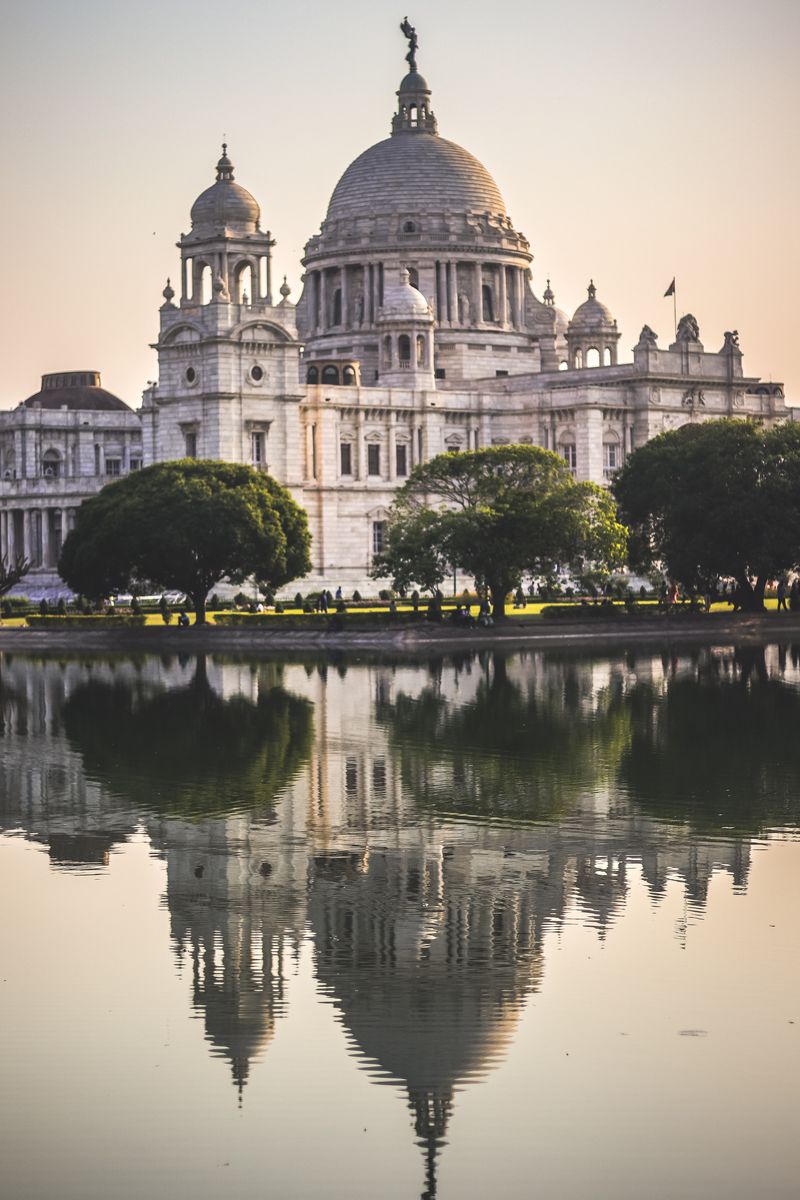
<box><xmin>777</xmin><ymin>578</ymin><xmax>788</xmax><ymax>612</ymax></box>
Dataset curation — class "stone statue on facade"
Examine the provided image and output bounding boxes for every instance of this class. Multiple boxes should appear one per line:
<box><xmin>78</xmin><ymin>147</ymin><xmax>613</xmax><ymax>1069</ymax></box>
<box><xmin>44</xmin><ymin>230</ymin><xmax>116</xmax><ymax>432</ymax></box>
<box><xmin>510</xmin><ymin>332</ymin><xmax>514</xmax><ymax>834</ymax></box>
<box><xmin>354</xmin><ymin>291</ymin><xmax>364</xmax><ymax>325</ymax></box>
<box><xmin>676</xmin><ymin>313</ymin><xmax>700</xmax><ymax>342</ymax></box>
<box><xmin>636</xmin><ymin>324</ymin><xmax>658</xmax><ymax>348</ymax></box>
<box><xmin>458</xmin><ymin>291</ymin><xmax>470</xmax><ymax>324</ymax></box>
<box><xmin>212</xmin><ymin>272</ymin><xmax>230</xmax><ymax>302</ymax></box>
<box><xmin>722</xmin><ymin>329</ymin><xmax>740</xmax><ymax>350</ymax></box>
<box><xmin>400</xmin><ymin>17</ymin><xmax>418</xmax><ymax>71</ymax></box>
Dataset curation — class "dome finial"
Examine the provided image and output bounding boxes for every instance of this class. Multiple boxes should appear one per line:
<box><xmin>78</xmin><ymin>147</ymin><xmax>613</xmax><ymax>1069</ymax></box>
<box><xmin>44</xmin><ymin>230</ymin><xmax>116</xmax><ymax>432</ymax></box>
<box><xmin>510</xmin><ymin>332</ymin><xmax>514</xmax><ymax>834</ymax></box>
<box><xmin>543</xmin><ymin>278</ymin><xmax>555</xmax><ymax>305</ymax></box>
<box><xmin>400</xmin><ymin>16</ymin><xmax>419</xmax><ymax>73</ymax></box>
<box><xmin>162</xmin><ymin>277</ymin><xmax>175</xmax><ymax>305</ymax></box>
<box><xmin>587</xmin><ymin>279</ymin><xmax>596</xmax><ymax>300</ymax></box>
<box><xmin>279</xmin><ymin>276</ymin><xmax>291</xmax><ymax>302</ymax></box>
<box><xmin>216</xmin><ymin>143</ymin><xmax>234</xmax><ymax>182</ymax></box>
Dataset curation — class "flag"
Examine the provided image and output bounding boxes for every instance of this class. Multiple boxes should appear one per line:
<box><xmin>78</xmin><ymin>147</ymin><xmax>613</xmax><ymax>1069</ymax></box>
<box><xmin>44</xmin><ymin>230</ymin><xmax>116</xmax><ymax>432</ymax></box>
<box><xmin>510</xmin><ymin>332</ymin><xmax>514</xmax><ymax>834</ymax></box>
<box><xmin>664</xmin><ymin>278</ymin><xmax>676</xmax><ymax>297</ymax></box>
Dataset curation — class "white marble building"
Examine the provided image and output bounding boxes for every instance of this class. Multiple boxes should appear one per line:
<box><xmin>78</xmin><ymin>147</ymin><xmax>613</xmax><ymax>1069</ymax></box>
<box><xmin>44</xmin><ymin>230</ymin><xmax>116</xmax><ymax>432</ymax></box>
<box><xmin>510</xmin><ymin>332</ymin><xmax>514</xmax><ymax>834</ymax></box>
<box><xmin>1</xmin><ymin>29</ymin><xmax>789</xmax><ymax>594</ymax></box>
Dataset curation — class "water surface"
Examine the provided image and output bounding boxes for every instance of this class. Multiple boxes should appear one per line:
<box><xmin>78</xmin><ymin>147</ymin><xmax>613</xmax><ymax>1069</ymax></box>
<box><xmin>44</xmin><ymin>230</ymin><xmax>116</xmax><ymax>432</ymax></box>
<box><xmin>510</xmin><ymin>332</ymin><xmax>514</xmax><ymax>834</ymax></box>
<box><xmin>1</xmin><ymin>644</ymin><xmax>798</xmax><ymax>1198</ymax></box>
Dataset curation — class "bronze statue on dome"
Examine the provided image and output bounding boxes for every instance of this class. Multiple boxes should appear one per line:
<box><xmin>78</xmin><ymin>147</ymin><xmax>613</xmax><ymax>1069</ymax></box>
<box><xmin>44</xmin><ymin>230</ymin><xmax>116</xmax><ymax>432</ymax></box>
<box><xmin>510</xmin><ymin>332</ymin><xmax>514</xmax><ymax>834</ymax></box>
<box><xmin>400</xmin><ymin>17</ymin><xmax>418</xmax><ymax>72</ymax></box>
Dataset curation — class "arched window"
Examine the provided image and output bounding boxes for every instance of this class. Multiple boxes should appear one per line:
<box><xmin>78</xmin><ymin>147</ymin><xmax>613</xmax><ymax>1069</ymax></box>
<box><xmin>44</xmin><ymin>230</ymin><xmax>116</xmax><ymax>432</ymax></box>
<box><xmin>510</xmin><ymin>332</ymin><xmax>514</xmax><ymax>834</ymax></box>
<box><xmin>41</xmin><ymin>449</ymin><xmax>61</xmax><ymax>479</ymax></box>
<box><xmin>603</xmin><ymin>347</ymin><xmax>612</xmax><ymax>366</ymax></box>
<box><xmin>322</xmin><ymin>365</ymin><xmax>339</xmax><ymax>385</ymax></box>
<box><xmin>235</xmin><ymin>262</ymin><xmax>253</xmax><ymax>304</ymax></box>
<box><xmin>403</xmin><ymin>221</ymin><xmax>416</xmax><ymax>233</ymax></box>
<box><xmin>416</xmin><ymin>335</ymin><xmax>426</xmax><ymax>366</ymax></box>
<box><xmin>407</xmin><ymin>267</ymin><xmax>419</xmax><ymax>288</ymax></box>
<box><xmin>482</xmin><ymin>284</ymin><xmax>494</xmax><ymax>322</ymax></box>
<box><xmin>332</xmin><ymin>288</ymin><xmax>342</xmax><ymax>326</ymax></box>
<box><xmin>574</xmin><ymin>348</ymin><xmax>583</xmax><ymax>369</ymax></box>
<box><xmin>586</xmin><ymin>347</ymin><xmax>601</xmax><ymax>368</ymax></box>
<box><xmin>199</xmin><ymin>263</ymin><xmax>212</xmax><ymax>305</ymax></box>
<box><xmin>306</xmin><ymin>366</ymin><xmax>319</xmax><ymax>384</ymax></box>
<box><xmin>559</xmin><ymin>360</ymin><xmax>569</xmax><ymax>371</ymax></box>
<box><xmin>383</xmin><ymin>335</ymin><xmax>393</xmax><ymax>367</ymax></box>
<box><xmin>342</xmin><ymin>365</ymin><xmax>356</xmax><ymax>385</ymax></box>
<box><xmin>184</xmin><ymin>257</ymin><xmax>193</xmax><ymax>301</ymax></box>
<box><xmin>398</xmin><ymin>334</ymin><xmax>411</xmax><ymax>364</ymax></box>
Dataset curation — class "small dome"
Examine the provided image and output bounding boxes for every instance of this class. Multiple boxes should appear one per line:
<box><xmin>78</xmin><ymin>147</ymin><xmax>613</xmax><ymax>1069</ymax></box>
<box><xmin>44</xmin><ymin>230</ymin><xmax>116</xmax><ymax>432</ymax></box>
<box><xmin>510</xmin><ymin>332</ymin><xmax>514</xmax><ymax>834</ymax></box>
<box><xmin>380</xmin><ymin>269</ymin><xmax>431</xmax><ymax>319</ymax></box>
<box><xmin>22</xmin><ymin>372</ymin><xmax>131</xmax><ymax>413</ymax></box>
<box><xmin>190</xmin><ymin>145</ymin><xmax>260</xmax><ymax>233</ymax></box>
<box><xmin>568</xmin><ymin>280</ymin><xmax>616</xmax><ymax>331</ymax></box>
<box><xmin>399</xmin><ymin>71</ymin><xmax>430</xmax><ymax>94</ymax></box>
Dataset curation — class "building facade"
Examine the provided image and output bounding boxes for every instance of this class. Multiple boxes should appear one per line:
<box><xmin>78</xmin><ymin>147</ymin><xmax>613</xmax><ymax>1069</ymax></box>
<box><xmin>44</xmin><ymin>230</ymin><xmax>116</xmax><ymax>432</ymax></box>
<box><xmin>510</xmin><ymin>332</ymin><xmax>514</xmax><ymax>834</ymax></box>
<box><xmin>0</xmin><ymin>30</ymin><xmax>789</xmax><ymax>595</ymax></box>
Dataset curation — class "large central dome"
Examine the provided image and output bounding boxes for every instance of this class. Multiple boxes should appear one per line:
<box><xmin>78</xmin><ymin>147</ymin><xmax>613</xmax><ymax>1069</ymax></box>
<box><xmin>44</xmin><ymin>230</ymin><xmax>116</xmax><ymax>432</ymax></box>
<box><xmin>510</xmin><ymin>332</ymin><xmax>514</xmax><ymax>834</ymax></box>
<box><xmin>326</xmin><ymin>133</ymin><xmax>507</xmax><ymax>221</ymax></box>
<box><xmin>325</xmin><ymin>62</ymin><xmax>506</xmax><ymax>222</ymax></box>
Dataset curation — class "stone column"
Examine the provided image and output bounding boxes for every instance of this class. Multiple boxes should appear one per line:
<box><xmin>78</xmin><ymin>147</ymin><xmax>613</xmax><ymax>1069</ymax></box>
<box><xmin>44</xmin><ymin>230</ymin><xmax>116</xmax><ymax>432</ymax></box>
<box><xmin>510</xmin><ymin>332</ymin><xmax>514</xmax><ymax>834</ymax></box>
<box><xmin>474</xmin><ymin>262</ymin><xmax>484</xmax><ymax>324</ymax></box>
<box><xmin>7</xmin><ymin>511</ymin><xmax>15</xmax><ymax>560</ymax></box>
<box><xmin>388</xmin><ymin>422</ymin><xmax>396</xmax><ymax>482</ymax></box>
<box><xmin>181</xmin><ymin>257</ymin><xmax>188</xmax><ymax>302</ymax></box>
<box><xmin>447</xmin><ymin>262</ymin><xmax>458</xmax><ymax>326</ymax></box>
<box><xmin>318</xmin><ymin>270</ymin><xmax>327</xmax><ymax>332</ymax></box>
<box><xmin>41</xmin><ymin>509</ymin><xmax>50</xmax><ymax>568</ymax></box>
<box><xmin>355</xmin><ymin>409</ymin><xmax>365</xmax><ymax>479</ymax></box>
<box><xmin>23</xmin><ymin>510</ymin><xmax>32</xmax><ymax>564</ymax></box>
<box><xmin>498</xmin><ymin>266</ymin><xmax>508</xmax><ymax>327</ymax></box>
<box><xmin>436</xmin><ymin>263</ymin><xmax>446</xmax><ymax>324</ymax></box>
<box><xmin>340</xmin><ymin>266</ymin><xmax>349</xmax><ymax>327</ymax></box>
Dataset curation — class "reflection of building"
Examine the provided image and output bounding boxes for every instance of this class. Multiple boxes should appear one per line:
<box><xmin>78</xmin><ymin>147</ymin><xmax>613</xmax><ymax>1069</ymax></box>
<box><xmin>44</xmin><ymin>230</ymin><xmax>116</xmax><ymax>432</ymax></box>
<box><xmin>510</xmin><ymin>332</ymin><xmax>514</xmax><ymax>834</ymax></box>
<box><xmin>2</xmin><ymin>646</ymin><xmax>777</xmax><ymax>1177</ymax></box>
<box><xmin>149</xmin><ymin>811</ymin><xmax>307</xmax><ymax>1094</ymax></box>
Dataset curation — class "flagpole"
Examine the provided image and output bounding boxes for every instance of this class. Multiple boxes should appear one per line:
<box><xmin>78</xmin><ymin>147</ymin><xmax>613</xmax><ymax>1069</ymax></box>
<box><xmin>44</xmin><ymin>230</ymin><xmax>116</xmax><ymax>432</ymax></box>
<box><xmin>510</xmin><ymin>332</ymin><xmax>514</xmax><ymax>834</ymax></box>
<box><xmin>673</xmin><ymin>286</ymin><xmax>677</xmax><ymax>339</ymax></box>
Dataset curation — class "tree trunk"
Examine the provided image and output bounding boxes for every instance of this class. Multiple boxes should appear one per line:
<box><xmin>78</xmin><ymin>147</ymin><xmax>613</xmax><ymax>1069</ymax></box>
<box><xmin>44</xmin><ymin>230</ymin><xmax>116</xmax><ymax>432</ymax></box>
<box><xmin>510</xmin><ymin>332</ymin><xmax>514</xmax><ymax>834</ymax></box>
<box><xmin>488</xmin><ymin>579</ymin><xmax>509</xmax><ymax>622</ymax></box>
<box><xmin>191</xmin><ymin>593</ymin><xmax>207</xmax><ymax>625</ymax></box>
<box><xmin>737</xmin><ymin>574</ymin><xmax>766</xmax><ymax>612</ymax></box>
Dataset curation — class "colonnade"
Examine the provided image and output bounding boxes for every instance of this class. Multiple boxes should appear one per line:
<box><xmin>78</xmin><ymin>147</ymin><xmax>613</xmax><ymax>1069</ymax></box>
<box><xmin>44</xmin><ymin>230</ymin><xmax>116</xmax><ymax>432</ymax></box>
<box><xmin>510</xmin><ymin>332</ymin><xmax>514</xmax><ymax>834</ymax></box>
<box><xmin>0</xmin><ymin>507</ymin><xmax>77</xmax><ymax>569</ymax></box>
<box><xmin>182</xmin><ymin>242</ymin><xmax>276</xmax><ymax>307</ymax></box>
<box><xmin>306</xmin><ymin>260</ymin><xmax>527</xmax><ymax>333</ymax></box>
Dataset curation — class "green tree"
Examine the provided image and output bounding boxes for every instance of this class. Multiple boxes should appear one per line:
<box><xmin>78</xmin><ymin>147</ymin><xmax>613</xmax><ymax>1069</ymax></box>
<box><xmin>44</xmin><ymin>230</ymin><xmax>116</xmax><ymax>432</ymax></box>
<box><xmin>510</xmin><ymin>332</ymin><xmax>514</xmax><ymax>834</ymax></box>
<box><xmin>58</xmin><ymin>460</ymin><xmax>311</xmax><ymax>624</ymax></box>
<box><xmin>372</xmin><ymin>445</ymin><xmax>626</xmax><ymax>619</ymax></box>
<box><xmin>0</xmin><ymin>553</ymin><xmax>30</xmax><ymax>600</ymax></box>
<box><xmin>613</xmin><ymin>419</ymin><xmax>800</xmax><ymax>611</ymax></box>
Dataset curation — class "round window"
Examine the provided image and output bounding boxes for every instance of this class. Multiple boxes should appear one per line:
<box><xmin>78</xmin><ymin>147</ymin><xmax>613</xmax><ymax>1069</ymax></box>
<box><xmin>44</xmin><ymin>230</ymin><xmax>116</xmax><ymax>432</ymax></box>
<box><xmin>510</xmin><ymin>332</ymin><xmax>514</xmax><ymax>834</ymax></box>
<box><xmin>250</xmin><ymin>364</ymin><xmax>264</xmax><ymax>382</ymax></box>
<box><xmin>185</xmin><ymin>367</ymin><xmax>196</xmax><ymax>384</ymax></box>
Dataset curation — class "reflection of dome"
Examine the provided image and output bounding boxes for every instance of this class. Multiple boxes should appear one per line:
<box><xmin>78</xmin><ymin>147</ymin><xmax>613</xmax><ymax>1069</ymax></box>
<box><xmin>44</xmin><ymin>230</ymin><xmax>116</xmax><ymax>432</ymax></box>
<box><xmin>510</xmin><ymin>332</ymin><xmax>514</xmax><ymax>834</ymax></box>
<box><xmin>201</xmin><ymin>987</ymin><xmax>277</xmax><ymax>1092</ymax></box>
<box><xmin>326</xmin><ymin>135</ymin><xmax>506</xmax><ymax>221</ymax></box>
<box><xmin>190</xmin><ymin>145</ymin><xmax>260</xmax><ymax>233</ymax></box>
<box><xmin>568</xmin><ymin>280</ymin><xmax>616</xmax><ymax>331</ymax></box>
<box><xmin>22</xmin><ymin>371</ymin><xmax>130</xmax><ymax>412</ymax></box>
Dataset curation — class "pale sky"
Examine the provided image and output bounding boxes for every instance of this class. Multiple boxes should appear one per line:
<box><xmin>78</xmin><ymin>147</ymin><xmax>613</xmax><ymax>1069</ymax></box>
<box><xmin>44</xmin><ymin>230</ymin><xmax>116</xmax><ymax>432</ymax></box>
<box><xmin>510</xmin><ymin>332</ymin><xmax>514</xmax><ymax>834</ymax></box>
<box><xmin>1</xmin><ymin>0</ymin><xmax>798</xmax><ymax>408</ymax></box>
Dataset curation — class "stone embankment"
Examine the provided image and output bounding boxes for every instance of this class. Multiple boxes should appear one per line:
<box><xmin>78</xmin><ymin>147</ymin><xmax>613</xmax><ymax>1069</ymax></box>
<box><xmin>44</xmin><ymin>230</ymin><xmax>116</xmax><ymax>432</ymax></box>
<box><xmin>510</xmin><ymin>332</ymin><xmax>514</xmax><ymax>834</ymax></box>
<box><xmin>1</xmin><ymin>613</ymin><xmax>798</xmax><ymax>656</ymax></box>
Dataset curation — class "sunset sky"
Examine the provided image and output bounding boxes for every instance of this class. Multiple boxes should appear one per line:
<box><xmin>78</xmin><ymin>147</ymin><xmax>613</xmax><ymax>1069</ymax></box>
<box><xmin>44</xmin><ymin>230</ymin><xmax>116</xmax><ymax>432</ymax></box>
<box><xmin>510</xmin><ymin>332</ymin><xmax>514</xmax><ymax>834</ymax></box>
<box><xmin>1</xmin><ymin>0</ymin><xmax>798</xmax><ymax>408</ymax></box>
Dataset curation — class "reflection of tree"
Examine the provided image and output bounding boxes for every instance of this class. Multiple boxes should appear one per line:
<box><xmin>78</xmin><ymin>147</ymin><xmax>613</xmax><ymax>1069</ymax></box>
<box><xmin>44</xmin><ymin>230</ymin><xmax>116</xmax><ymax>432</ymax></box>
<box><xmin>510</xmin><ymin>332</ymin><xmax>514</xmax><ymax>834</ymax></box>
<box><xmin>622</xmin><ymin>651</ymin><xmax>800</xmax><ymax>833</ymax></box>
<box><xmin>381</xmin><ymin>653</ymin><xmax>630</xmax><ymax>821</ymax></box>
<box><xmin>62</xmin><ymin>656</ymin><xmax>314</xmax><ymax>817</ymax></box>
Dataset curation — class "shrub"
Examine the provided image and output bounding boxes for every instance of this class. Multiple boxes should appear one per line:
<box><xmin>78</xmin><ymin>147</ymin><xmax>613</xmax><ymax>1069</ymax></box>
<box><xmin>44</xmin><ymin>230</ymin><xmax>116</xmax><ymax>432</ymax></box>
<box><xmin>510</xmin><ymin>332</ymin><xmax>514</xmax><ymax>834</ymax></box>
<box><xmin>352</xmin><ymin>589</ymin><xmax>362</xmax><ymax>602</ymax></box>
<box><xmin>56</xmin><ymin>598</ymin><xmax>67</xmax><ymax>615</ymax></box>
<box><xmin>293</xmin><ymin>592</ymin><xmax>303</xmax><ymax>608</ymax></box>
<box><xmin>233</xmin><ymin>591</ymin><xmax>249</xmax><ymax>608</ymax></box>
<box><xmin>209</xmin><ymin>593</ymin><xmax>221</xmax><ymax>611</ymax></box>
<box><xmin>39</xmin><ymin>599</ymin><xmax>50</xmax><ymax>616</ymax></box>
<box><xmin>161</xmin><ymin>606</ymin><xmax>172</xmax><ymax>625</ymax></box>
<box><xmin>131</xmin><ymin>597</ymin><xmax>142</xmax><ymax>615</ymax></box>
<box><xmin>274</xmin><ymin>602</ymin><xmax>284</xmax><ymax>613</ymax></box>
<box><xmin>378</xmin><ymin>589</ymin><xmax>392</xmax><ymax>602</ymax></box>
<box><xmin>26</xmin><ymin>615</ymin><xmax>148</xmax><ymax>629</ymax></box>
<box><xmin>336</xmin><ymin>600</ymin><xmax>347</xmax><ymax>613</ymax></box>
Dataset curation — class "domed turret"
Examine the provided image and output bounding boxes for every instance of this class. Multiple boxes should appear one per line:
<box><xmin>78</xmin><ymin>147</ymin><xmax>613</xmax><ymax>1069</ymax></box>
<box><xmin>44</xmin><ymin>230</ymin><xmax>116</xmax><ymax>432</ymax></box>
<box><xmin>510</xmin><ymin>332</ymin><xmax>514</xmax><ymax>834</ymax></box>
<box><xmin>377</xmin><ymin>268</ymin><xmax>435</xmax><ymax>387</ymax></box>
<box><xmin>190</xmin><ymin>145</ymin><xmax>261</xmax><ymax>234</ymax></box>
<box><xmin>566</xmin><ymin>281</ymin><xmax>620</xmax><ymax>368</ymax></box>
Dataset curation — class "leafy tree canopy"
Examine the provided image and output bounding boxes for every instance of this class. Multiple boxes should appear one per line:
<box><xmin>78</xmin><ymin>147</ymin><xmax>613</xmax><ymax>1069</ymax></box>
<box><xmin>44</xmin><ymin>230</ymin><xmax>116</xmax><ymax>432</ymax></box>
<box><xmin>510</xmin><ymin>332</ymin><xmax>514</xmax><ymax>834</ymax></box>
<box><xmin>613</xmin><ymin>419</ymin><xmax>800</xmax><ymax>609</ymax></box>
<box><xmin>58</xmin><ymin>460</ymin><xmax>311</xmax><ymax>622</ymax></box>
<box><xmin>372</xmin><ymin>445</ymin><xmax>627</xmax><ymax>618</ymax></box>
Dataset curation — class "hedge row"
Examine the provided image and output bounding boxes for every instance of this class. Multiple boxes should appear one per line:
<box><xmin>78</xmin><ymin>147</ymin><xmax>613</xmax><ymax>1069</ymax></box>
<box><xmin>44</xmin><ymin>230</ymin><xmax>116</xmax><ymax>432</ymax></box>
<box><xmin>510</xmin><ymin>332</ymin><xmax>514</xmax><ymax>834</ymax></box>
<box><xmin>214</xmin><ymin>611</ymin><xmax>425</xmax><ymax>629</ymax></box>
<box><xmin>25</xmin><ymin>615</ymin><xmax>149</xmax><ymax>629</ymax></box>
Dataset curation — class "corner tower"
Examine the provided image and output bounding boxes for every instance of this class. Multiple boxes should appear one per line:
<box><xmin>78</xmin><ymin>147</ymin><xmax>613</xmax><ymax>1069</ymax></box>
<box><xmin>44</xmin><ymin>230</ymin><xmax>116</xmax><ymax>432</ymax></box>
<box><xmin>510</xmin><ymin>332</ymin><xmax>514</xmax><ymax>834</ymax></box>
<box><xmin>142</xmin><ymin>147</ymin><xmax>303</xmax><ymax>483</ymax></box>
<box><xmin>298</xmin><ymin>23</ymin><xmax>557</xmax><ymax>386</ymax></box>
